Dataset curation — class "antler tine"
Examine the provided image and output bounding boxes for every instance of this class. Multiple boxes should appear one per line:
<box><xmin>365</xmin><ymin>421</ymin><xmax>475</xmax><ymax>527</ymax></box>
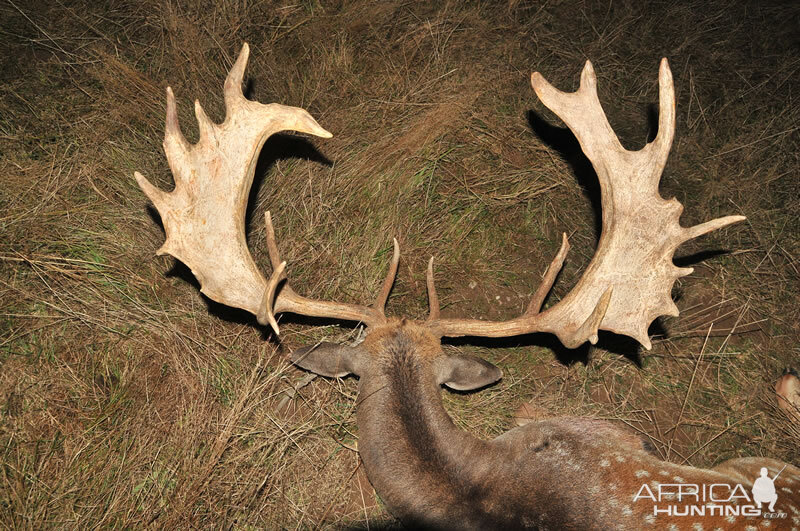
<box><xmin>648</xmin><ymin>58</ymin><xmax>676</xmax><ymax>175</ymax></box>
<box><xmin>257</xmin><ymin>259</ymin><xmax>286</xmax><ymax>335</ymax></box>
<box><xmin>260</xmin><ymin>211</ymin><xmax>388</xmax><ymax>334</ymax></box>
<box><xmin>134</xmin><ymin>86</ymin><xmax>187</xmax><ymax>232</ymax></box>
<box><xmin>224</xmin><ymin>41</ymin><xmax>250</xmax><ymax>108</ymax></box>
<box><xmin>426</xmin><ymin>257</ymin><xmax>440</xmax><ymax>322</ymax></box>
<box><xmin>373</xmin><ymin>239</ymin><xmax>400</xmax><ymax>316</ymax></box>
<box><xmin>525</xmin><ymin>232</ymin><xmax>570</xmax><ymax>316</ymax></box>
<box><xmin>426</xmin><ymin>59</ymin><xmax>745</xmax><ymax>350</ymax></box>
<box><xmin>264</xmin><ymin>210</ymin><xmax>283</xmax><ymax>268</ymax></box>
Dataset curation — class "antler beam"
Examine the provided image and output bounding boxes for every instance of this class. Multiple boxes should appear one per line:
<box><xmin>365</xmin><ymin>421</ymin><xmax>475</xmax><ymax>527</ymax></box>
<box><xmin>257</xmin><ymin>212</ymin><xmax>399</xmax><ymax>334</ymax></box>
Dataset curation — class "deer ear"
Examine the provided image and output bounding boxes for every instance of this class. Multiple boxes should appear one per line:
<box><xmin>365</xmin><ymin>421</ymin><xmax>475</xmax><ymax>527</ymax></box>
<box><xmin>290</xmin><ymin>342</ymin><xmax>363</xmax><ymax>378</ymax></box>
<box><xmin>436</xmin><ymin>354</ymin><xmax>503</xmax><ymax>391</ymax></box>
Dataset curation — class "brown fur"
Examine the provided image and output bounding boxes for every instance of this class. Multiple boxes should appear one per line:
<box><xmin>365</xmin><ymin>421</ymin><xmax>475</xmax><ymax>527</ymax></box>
<box><xmin>298</xmin><ymin>321</ymin><xmax>800</xmax><ymax>529</ymax></box>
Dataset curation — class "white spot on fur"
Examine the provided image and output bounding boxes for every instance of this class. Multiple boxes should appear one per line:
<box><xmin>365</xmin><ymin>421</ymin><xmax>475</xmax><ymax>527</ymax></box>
<box><xmin>726</xmin><ymin>515</ymin><xmax>737</xmax><ymax>524</ymax></box>
<box><xmin>782</xmin><ymin>487</ymin><xmax>794</xmax><ymax>494</ymax></box>
<box><xmin>621</xmin><ymin>505</ymin><xmax>633</xmax><ymax>517</ymax></box>
<box><xmin>615</xmin><ymin>454</ymin><xmax>626</xmax><ymax>463</ymax></box>
<box><xmin>668</xmin><ymin>525</ymin><xmax>679</xmax><ymax>531</ymax></box>
<box><xmin>600</xmin><ymin>458</ymin><xmax>610</xmax><ymax>468</ymax></box>
<box><xmin>635</xmin><ymin>470</ymin><xmax>650</xmax><ymax>478</ymax></box>
<box><xmin>659</xmin><ymin>470</ymin><xmax>670</xmax><ymax>476</ymax></box>
<box><xmin>745</xmin><ymin>526</ymin><xmax>757</xmax><ymax>531</ymax></box>
<box><xmin>673</xmin><ymin>476</ymin><xmax>686</xmax><ymax>483</ymax></box>
<box><xmin>692</xmin><ymin>524</ymin><xmax>703</xmax><ymax>530</ymax></box>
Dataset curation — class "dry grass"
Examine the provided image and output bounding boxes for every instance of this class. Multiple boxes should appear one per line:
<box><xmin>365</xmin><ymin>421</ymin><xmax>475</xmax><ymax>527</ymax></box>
<box><xmin>1</xmin><ymin>0</ymin><xmax>798</xmax><ymax>527</ymax></box>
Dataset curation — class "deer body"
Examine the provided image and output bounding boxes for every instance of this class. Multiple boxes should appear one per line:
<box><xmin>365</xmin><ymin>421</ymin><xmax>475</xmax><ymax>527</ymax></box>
<box><xmin>295</xmin><ymin>321</ymin><xmax>800</xmax><ymax>529</ymax></box>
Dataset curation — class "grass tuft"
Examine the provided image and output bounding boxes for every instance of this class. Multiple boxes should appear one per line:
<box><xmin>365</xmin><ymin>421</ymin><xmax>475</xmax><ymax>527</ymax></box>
<box><xmin>1</xmin><ymin>0</ymin><xmax>798</xmax><ymax>527</ymax></box>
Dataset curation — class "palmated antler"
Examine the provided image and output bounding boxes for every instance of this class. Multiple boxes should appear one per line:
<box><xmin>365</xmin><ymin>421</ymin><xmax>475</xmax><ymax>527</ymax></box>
<box><xmin>138</xmin><ymin>50</ymin><xmax>743</xmax><ymax>350</ymax></box>
<box><xmin>426</xmin><ymin>59</ymin><xmax>745</xmax><ymax>349</ymax></box>
<box><xmin>135</xmin><ymin>43</ymin><xmax>397</xmax><ymax>333</ymax></box>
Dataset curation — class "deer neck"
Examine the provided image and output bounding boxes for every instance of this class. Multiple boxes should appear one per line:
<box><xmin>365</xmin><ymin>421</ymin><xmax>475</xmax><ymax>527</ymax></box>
<box><xmin>354</xmin><ymin>339</ymin><xmax>491</xmax><ymax>523</ymax></box>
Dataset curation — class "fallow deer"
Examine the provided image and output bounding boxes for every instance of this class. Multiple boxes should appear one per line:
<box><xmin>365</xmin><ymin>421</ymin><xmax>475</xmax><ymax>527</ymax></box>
<box><xmin>135</xmin><ymin>43</ymin><xmax>800</xmax><ymax>529</ymax></box>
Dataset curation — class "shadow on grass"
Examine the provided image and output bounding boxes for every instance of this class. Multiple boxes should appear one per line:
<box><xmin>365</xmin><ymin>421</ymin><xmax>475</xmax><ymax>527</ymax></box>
<box><xmin>526</xmin><ymin>108</ymin><xmax>602</xmax><ymax>241</ymax></box>
<box><xmin>444</xmin><ymin>329</ymin><xmax>643</xmax><ymax>367</ymax></box>
<box><xmin>246</xmin><ymin>132</ymin><xmax>333</xmax><ymax>230</ymax></box>
<box><xmin>341</xmin><ymin>523</ymin><xmax>405</xmax><ymax>531</ymax></box>
<box><xmin>524</xmin><ymin>97</ymin><xmax>661</xmax><ymax>240</ymax></box>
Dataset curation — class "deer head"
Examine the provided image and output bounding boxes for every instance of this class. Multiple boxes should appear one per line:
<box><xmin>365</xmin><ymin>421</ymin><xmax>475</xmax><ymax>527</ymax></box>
<box><xmin>133</xmin><ymin>45</ymin><xmax>791</xmax><ymax>528</ymax></box>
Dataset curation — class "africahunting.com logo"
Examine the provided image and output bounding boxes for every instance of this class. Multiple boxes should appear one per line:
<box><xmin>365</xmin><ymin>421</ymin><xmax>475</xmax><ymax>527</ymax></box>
<box><xmin>633</xmin><ymin>466</ymin><xmax>788</xmax><ymax>519</ymax></box>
